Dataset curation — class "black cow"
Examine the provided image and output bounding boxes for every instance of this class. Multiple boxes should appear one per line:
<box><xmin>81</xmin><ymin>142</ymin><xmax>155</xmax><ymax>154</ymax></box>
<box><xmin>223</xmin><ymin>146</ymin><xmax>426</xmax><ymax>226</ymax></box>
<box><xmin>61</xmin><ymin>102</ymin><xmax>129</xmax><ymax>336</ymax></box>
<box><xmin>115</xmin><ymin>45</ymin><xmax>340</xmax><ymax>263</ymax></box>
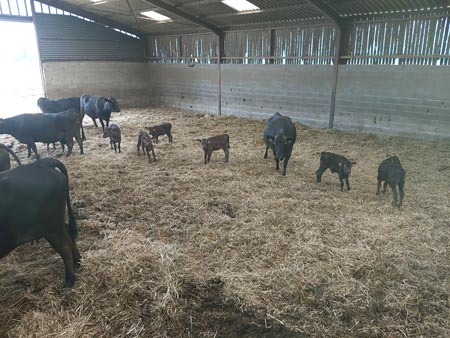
<box><xmin>316</xmin><ymin>152</ymin><xmax>356</xmax><ymax>191</ymax></box>
<box><xmin>263</xmin><ymin>113</ymin><xmax>296</xmax><ymax>176</ymax></box>
<box><xmin>0</xmin><ymin>158</ymin><xmax>80</xmax><ymax>287</ymax></box>
<box><xmin>0</xmin><ymin>143</ymin><xmax>21</xmax><ymax>172</ymax></box>
<box><xmin>37</xmin><ymin>96</ymin><xmax>86</xmax><ymax>140</ymax></box>
<box><xmin>145</xmin><ymin>123</ymin><xmax>173</xmax><ymax>144</ymax></box>
<box><xmin>80</xmin><ymin>94</ymin><xmax>120</xmax><ymax>132</ymax></box>
<box><xmin>377</xmin><ymin>155</ymin><xmax>406</xmax><ymax>207</ymax></box>
<box><xmin>0</xmin><ymin>110</ymin><xmax>84</xmax><ymax>159</ymax></box>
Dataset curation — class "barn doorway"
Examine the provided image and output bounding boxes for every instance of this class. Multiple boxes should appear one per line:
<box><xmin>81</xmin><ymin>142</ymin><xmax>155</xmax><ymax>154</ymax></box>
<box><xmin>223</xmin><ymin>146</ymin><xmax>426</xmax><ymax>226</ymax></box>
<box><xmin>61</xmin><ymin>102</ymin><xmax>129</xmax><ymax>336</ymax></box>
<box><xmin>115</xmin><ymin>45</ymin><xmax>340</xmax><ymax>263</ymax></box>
<box><xmin>0</xmin><ymin>21</ymin><xmax>43</xmax><ymax>118</ymax></box>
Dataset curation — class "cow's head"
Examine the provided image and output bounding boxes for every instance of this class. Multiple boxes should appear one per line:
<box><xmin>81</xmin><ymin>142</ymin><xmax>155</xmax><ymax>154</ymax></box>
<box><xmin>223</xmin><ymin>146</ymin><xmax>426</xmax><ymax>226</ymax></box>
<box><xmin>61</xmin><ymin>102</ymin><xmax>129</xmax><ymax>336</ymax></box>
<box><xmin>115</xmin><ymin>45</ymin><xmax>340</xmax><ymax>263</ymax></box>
<box><xmin>339</xmin><ymin>160</ymin><xmax>356</xmax><ymax>177</ymax></box>
<box><xmin>106</xmin><ymin>97</ymin><xmax>121</xmax><ymax>112</ymax></box>
<box><xmin>196</xmin><ymin>139</ymin><xmax>209</xmax><ymax>151</ymax></box>
<box><xmin>268</xmin><ymin>134</ymin><xmax>294</xmax><ymax>161</ymax></box>
<box><xmin>385</xmin><ymin>154</ymin><xmax>401</xmax><ymax>165</ymax></box>
<box><xmin>103</xmin><ymin>126</ymin><xmax>115</xmax><ymax>138</ymax></box>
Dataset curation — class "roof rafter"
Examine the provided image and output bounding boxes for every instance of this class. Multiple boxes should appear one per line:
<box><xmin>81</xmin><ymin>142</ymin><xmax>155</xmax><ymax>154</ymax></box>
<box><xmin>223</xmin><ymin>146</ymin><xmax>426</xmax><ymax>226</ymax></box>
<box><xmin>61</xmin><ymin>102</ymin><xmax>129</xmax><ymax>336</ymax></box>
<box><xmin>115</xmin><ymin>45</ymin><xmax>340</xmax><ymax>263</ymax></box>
<box><xmin>142</xmin><ymin>0</ymin><xmax>221</xmax><ymax>35</ymax></box>
<box><xmin>35</xmin><ymin>0</ymin><xmax>145</xmax><ymax>37</ymax></box>
<box><xmin>305</xmin><ymin>0</ymin><xmax>344</xmax><ymax>26</ymax></box>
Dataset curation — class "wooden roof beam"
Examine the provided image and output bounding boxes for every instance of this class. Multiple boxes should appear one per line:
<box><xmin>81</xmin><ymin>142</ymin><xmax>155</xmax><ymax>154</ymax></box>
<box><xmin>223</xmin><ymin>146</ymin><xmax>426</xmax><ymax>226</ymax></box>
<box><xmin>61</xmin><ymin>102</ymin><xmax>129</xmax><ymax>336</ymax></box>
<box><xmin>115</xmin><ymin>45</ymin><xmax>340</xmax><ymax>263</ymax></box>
<box><xmin>142</xmin><ymin>0</ymin><xmax>222</xmax><ymax>35</ymax></box>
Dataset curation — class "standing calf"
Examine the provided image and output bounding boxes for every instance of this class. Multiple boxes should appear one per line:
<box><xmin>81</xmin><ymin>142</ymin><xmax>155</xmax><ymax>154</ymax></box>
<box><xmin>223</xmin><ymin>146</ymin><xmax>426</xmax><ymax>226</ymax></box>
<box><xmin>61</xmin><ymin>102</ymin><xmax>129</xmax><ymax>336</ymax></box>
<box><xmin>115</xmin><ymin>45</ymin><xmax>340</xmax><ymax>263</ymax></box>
<box><xmin>137</xmin><ymin>131</ymin><xmax>156</xmax><ymax>162</ymax></box>
<box><xmin>197</xmin><ymin>134</ymin><xmax>229</xmax><ymax>164</ymax></box>
<box><xmin>316</xmin><ymin>152</ymin><xmax>356</xmax><ymax>192</ymax></box>
<box><xmin>377</xmin><ymin>155</ymin><xmax>405</xmax><ymax>207</ymax></box>
<box><xmin>145</xmin><ymin>123</ymin><xmax>173</xmax><ymax>144</ymax></box>
<box><xmin>103</xmin><ymin>124</ymin><xmax>121</xmax><ymax>153</ymax></box>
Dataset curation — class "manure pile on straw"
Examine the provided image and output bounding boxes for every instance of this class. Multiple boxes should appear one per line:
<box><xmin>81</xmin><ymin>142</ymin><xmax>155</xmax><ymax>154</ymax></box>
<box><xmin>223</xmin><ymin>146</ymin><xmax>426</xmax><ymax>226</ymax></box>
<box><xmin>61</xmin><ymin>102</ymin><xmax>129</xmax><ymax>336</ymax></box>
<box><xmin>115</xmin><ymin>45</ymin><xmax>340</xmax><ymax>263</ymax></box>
<box><xmin>1</xmin><ymin>108</ymin><xmax>449</xmax><ymax>338</ymax></box>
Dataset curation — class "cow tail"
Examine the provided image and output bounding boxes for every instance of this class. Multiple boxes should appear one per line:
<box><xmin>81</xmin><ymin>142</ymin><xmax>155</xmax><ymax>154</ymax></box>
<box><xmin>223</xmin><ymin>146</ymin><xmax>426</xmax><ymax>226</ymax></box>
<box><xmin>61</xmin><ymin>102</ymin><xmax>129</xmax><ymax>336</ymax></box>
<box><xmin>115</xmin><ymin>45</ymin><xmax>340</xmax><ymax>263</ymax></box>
<box><xmin>0</xmin><ymin>144</ymin><xmax>21</xmax><ymax>167</ymax></box>
<box><xmin>44</xmin><ymin>158</ymin><xmax>78</xmax><ymax>240</ymax></box>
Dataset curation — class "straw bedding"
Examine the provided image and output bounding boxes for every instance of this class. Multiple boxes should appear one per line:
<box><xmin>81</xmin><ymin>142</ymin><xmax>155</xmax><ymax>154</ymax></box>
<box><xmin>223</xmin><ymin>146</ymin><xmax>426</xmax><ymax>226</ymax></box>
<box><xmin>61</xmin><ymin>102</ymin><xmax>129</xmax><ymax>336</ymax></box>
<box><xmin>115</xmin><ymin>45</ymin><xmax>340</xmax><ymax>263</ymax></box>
<box><xmin>0</xmin><ymin>108</ymin><xmax>449</xmax><ymax>337</ymax></box>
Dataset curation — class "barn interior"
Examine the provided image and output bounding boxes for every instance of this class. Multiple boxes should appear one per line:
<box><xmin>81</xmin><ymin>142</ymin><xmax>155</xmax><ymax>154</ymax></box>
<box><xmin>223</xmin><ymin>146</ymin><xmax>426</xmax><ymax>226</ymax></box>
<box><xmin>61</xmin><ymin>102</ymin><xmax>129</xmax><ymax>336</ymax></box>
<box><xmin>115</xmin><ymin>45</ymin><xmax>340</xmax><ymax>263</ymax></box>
<box><xmin>0</xmin><ymin>0</ymin><xmax>450</xmax><ymax>337</ymax></box>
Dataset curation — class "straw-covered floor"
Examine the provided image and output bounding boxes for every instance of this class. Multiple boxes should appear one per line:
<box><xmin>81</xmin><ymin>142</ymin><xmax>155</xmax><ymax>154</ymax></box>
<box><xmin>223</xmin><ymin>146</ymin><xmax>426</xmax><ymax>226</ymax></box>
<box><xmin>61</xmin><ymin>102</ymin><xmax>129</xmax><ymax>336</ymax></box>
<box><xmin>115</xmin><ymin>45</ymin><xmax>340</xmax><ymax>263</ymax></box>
<box><xmin>0</xmin><ymin>108</ymin><xmax>449</xmax><ymax>337</ymax></box>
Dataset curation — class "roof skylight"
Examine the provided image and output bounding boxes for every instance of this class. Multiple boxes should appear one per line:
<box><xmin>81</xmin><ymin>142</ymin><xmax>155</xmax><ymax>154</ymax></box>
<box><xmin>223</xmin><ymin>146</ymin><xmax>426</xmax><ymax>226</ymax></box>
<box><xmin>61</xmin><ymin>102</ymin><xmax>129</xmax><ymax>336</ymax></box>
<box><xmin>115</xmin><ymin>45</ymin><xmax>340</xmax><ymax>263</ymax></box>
<box><xmin>141</xmin><ymin>10</ymin><xmax>171</xmax><ymax>21</ymax></box>
<box><xmin>221</xmin><ymin>0</ymin><xmax>259</xmax><ymax>12</ymax></box>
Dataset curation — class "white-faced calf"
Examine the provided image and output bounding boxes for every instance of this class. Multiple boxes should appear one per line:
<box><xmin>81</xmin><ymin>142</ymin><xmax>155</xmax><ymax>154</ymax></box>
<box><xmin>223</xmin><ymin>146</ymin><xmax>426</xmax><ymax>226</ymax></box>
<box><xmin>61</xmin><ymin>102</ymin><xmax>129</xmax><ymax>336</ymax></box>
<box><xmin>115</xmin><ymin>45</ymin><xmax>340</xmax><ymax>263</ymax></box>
<box><xmin>197</xmin><ymin>134</ymin><xmax>230</xmax><ymax>164</ymax></box>
<box><xmin>137</xmin><ymin>131</ymin><xmax>156</xmax><ymax>163</ymax></box>
<box><xmin>103</xmin><ymin>124</ymin><xmax>121</xmax><ymax>153</ymax></box>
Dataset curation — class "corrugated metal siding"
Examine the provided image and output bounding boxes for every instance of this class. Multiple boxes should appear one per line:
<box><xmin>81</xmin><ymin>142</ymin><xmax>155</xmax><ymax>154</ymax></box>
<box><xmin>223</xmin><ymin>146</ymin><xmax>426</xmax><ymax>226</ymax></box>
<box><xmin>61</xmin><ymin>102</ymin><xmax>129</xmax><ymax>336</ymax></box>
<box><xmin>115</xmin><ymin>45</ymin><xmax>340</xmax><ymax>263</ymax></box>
<box><xmin>345</xmin><ymin>15</ymin><xmax>450</xmax><ymax>65</ymax></box>
<box><xmin>223</xmin><ymin>30</ymin><xmax>271</xmax><ymax>64</ymax></box>
<box><xmin>34</xmin><ymin>13</ymin><xmax>145</xmax><ymax>61</ymax></box>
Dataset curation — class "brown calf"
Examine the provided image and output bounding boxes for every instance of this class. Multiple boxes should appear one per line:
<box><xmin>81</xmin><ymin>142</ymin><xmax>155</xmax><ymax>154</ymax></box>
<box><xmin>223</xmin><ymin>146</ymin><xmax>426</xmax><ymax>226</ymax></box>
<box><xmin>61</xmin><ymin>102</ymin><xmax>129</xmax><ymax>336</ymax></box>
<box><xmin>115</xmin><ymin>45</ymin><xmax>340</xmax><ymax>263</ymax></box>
<box><xmin>137</xmin><ymin>131</ymin><xmax>156</xmax><ymax>163</ymax></box>
<box><xmin>197</xmin><ymin>134</ymin><xmax>230</xmax><ymax>164</ymax></box>
<box><xmin>145</xmin><ymin>123</ymin><xmax>173</xmax><ymax>144</ymax></box>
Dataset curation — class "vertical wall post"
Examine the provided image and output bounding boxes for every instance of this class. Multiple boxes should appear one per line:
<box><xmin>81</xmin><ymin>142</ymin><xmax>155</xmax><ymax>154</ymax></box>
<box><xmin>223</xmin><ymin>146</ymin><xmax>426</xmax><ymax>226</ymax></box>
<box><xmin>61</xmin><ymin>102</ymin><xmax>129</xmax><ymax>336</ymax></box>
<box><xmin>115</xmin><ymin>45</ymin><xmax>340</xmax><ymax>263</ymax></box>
<box><xmin>329</xmin><ymin>24</ymin><xmax>341</xmax><ymax>129</ymax></box>
<box><xmin>217</xmin><ymin>32</ymin><xmax>224</xmax><ymax>115</ymax></box>
<box><xmin>30</xmin><ymin>0</ymin><xmax>47</xmax><ymax>98</ymax></box>
<box><xmin>269</xmin><ymin>29</ymin><xmax>276</xmax><ymax>64</ymax></box>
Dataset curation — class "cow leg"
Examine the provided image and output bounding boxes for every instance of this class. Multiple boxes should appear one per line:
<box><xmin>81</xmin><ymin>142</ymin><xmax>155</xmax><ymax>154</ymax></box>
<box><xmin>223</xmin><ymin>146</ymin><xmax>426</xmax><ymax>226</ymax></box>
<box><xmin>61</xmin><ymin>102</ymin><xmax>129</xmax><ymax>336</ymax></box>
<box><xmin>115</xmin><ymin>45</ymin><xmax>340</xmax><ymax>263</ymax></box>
<box><xmin>74</xmin><ymin>131</ymin><xmax>84</xmax><ymax>155</ymax></box>
<box><xmin>345</xmin><ymin>178</ymin><xmax>351</xmax><ymax>191</ymax></box>
<box><xmin>118</xmin><ymin>142</ymin><xmax>121</xmax><ymax>153</ymax></box>
<box><xmin>66</xmin><ymin>139</ymin><xmax>74</xmax><ymax>157</ymax></box>
<box><xmin>383</xmin><ymin>182</ymin><xmax>388</xmax><ymax>193</ymax></box>
<box><xmin>264</xmin><ymin>146</ymin><xmax>269</xmax><ymax>159</ymax></box>
<box><xmin>391</xmin><ymin>184</ymin><xmax>399</xmax><ymax>207</ymax></box>
<box><xmin>316</xmin><ymin>166</ymin><xmax>326</xmax><ymax>183</ymax></box>
<box><xmin>30</xmin><ymin>143</ymin><xmax>40</xmax><ymax>160</ymax></box>
<box><xmin>398</xmin><ymin>180</ymin><xmax>405</xmax><ymax>207</ymax></box>
<box><xmin>91</xmin><ymin>117</ymin><xmax>98</xmax><ymax>128</ymax></box>
<box><xmin>113</xmin><ymin>141</ymin><xmax>117</xmax><ymax>153</ymax></box>
<box><xmin>282</xmin><ymin>158</ymin><xmax>288</xmax><ymax>176</ymax></box>
<box><xmin>81</xmin><ymin>125</ymin><xmax>86</xmax><ymax>141</ymax></box>
<box><xmin>207</xmin><ymin>152</ymin><xmax>212</xmax><ymax>163</ymax></box>
<box><xmin>46</xmin><ymin>143</ymin><xmax>50</xmax><ymax>151</ymax></box>
<box><xmin>27</xmin><ymin>145</ymin><xmax>32</xmax><ymax>158</ymax></box>
<box><xmin>338</xmin><ymin>174</ymin><xmax>345</xmax><ymax>192</ymax></box>
<box><xmin>110</xmin><ymin>139</ymin><xmax>114</xmax><ymax>150</ymax></box>
<box><xmin>224</xmin><ymin>147</ymin><xmax>229</xmax><ymax>162</ymax></box>
<box><xmin>275</xmin><ymin>159</ymin><xmax>280</xmax><ymax>171</ymax></box>
<box><xmin>99</xmin><ymin>119</ymin><xmax>106</xmax><ymax>132</ymax></box>
<box><xmin>151</xmin><ymin>148</ymin><xmax>156</xmax><ymax>162</ymax></box>
<box><xmin>72</xmin><ymin>240</ymin><xmax>81</xmax><ymax>269</ymax></box>
<box><xmin>204</xmin><ymin>151</ymin><xmax>208</xmax><ymax>164</ymax></box>
<box><xmin>376</xmin><ymin>179</ymin><xmax>382</xmax><ymax>195</ymax></box>
<box><xmin>137</xmin><ymin>141</ymin><xmax>141</xmax><ymax>156</ymax></box>
<box><xmin>168</xmin><ymin>133</ymin><xmax>173</xmax><ymax>143</ymax></box>
<box><xmin>45</xmin><ymin>233</ymin><xmax>76</xmax><ymax>288</ymax></box>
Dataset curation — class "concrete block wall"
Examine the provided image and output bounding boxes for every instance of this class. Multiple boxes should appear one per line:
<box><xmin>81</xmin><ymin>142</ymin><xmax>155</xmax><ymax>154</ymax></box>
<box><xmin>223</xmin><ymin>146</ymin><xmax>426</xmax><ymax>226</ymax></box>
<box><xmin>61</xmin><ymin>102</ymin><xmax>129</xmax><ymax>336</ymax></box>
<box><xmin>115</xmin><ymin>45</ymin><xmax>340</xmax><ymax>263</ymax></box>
<box><xmin>148</xmin><ymin>63</ymin><xmax>219</xmax><ymax>113</ymax></box>
<box><xmin>221</xmin><ymin>64</ymin><xmax>333</xmax><ymax>127</ymax></box>
<box><xmin>335</xmin><ymin>65</ymin><xmax>450</xmax><ymax>139</ymax></box>
<box><xmin>42</xmin><ymin>61</ymin><xmax>149</xmax><ymax>107</ymax></box>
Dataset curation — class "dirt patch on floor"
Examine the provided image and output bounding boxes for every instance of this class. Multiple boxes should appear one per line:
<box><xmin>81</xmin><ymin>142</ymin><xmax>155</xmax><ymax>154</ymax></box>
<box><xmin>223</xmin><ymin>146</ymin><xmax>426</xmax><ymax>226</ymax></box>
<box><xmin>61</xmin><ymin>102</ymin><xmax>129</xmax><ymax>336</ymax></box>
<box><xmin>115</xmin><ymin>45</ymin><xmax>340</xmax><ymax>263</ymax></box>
<box><xmin>1</xmin><ymin>108</ymin><xmax>449</xmax><ymax>337</ymax></box>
